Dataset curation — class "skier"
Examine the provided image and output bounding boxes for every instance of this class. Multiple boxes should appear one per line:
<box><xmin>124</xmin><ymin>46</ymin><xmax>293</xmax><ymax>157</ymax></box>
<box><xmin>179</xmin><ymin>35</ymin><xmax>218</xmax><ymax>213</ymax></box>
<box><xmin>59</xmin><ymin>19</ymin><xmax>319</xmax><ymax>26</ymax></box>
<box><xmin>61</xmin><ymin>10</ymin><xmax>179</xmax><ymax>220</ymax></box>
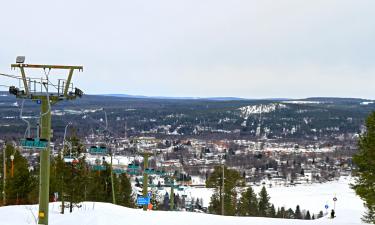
<box><xmin>330</xmin><ymin>209</ymin><xmax>335</xmax><ymax>219</ymax></box>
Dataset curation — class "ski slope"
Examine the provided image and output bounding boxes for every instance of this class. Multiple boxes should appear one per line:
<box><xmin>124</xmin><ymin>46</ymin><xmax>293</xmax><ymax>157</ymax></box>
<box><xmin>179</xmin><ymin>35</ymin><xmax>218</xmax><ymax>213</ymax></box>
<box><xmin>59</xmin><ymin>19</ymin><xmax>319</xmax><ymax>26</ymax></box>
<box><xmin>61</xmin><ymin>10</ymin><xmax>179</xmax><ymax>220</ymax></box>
<box><xmin>0</xmin><ymin>177</ymin><xmax>368</xmax><ymax>225</ymax></box>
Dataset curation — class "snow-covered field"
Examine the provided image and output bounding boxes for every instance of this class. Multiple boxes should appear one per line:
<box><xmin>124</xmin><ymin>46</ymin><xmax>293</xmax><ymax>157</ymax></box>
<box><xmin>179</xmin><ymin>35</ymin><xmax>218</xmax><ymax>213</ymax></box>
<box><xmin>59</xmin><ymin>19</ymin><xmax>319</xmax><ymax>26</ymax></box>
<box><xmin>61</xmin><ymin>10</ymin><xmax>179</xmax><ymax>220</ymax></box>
<box><xmin>253</xmin><ymin>176</ymin><xmax>365</xmax><ymax>218</ymax></box>
<box><xmin>0</xmin><ymin>177</ymin><xmax>367</xmax><ymax>225</ymax></box>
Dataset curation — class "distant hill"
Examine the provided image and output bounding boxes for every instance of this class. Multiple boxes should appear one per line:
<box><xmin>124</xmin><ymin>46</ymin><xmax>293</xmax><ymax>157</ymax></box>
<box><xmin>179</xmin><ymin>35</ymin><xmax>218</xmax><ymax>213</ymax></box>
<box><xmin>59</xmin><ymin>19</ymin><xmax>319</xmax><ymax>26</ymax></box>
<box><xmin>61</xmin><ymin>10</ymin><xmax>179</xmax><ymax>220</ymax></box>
<box><xmin>1</xmin><ymin>91</ymin><xmax>374</xmax><ymax>142</ymax></box>
<box><xmin>103</xmin><ymin>94</ymin><xmax>246</xmax><ymax>101</ymax></box>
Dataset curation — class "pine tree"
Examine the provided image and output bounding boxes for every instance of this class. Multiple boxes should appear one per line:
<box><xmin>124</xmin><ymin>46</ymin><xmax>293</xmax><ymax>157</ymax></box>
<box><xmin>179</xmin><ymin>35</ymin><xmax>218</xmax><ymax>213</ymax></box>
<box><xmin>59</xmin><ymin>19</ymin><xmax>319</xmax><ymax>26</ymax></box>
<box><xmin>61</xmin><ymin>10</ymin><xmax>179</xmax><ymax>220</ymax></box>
<box><xmin>258</xmin><ymin>186</ymin><xmax>271</xmax><ymax>217</ymax></box>
<box><xmin>353</xmin><ymin>112</ymin><xmax>375</xmax><ymax>224</ymax></box>
<box><xmin>237</xmin><ymin>186</ymin><xmax>258</xmax><ymax>216</ymax></box>
<box><xmin>295</xmin><ymin>205</ymin><xmax>302</xmax><ymax>219</ymax></box>
<box><xmin>3</xmin><ymin>144</ymin><xmax>37</xmax><ymax>205</ymax></box>
<box><xmin>318</xmin><ymin>210</ymin><xmax>324</xmax><ymax>218</ymax></box>
<box><xmin>206</xmin><ymin>166</ymin><xmax>244</xmax><ymax>216</ymax></box>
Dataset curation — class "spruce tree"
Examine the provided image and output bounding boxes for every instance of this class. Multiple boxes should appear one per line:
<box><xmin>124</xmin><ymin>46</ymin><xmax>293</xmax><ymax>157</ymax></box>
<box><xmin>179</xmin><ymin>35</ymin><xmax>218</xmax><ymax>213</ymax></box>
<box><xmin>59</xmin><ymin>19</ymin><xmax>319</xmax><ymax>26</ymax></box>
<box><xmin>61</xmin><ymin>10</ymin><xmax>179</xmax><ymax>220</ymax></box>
<box><xmin>208</xmin><ymin>193</ymin><xmax>220</xmax><ymax>214</ymax></box>
<box><xmin>206</xmin><ymin>166</ymin><xmax>244</xmax><ymax>216</ymax></box>
<box><xmin>237</xmin><ymin>186</ymin><xmax>258</xmax><ymax>216</ymax></box>
<box><xmin>116</xmin><ymin>174</ymin><xmax>134</xmax><ymax>207</ymax></box>
<box><xmin>286</xmin><ymin>208</ymin><xmax>295</xmax><ymax>219</ymax></box>
<box><xmin>277</xmin><ymin>207</ymin><xmax>286</xmax><ymax>218</ymax></box>
<box><xmin>258</xmin><ymin>186</ymin><xmax>271</xmax><ymax>217</ymax></box>
<box><xmin>276</xmin><ymin>207</ymin><xmax>281</xmax><ymax>218</ymax></box>
<box><xmin>3</xmin><ymin>144</ymin><xmax>37</xmax><ymax>205</ymax></box>
<box><xmin>295</xmin><ymin>205</ymin><xmax>302</xmax><ymax>219</ymax></box>
<box><xmin>268</xmin><ymin>204</ymin><xmax>276</xmax><ymax>218</ymax></box>
<box><xmin>353</xmin><ymin>112</ymin><xmax>375</xmax><ymax>224</ymax></box>
<box><xmin>305</xmin><ymin>210</ymin><xmax>311</xmax><ymax>220</ymax></box>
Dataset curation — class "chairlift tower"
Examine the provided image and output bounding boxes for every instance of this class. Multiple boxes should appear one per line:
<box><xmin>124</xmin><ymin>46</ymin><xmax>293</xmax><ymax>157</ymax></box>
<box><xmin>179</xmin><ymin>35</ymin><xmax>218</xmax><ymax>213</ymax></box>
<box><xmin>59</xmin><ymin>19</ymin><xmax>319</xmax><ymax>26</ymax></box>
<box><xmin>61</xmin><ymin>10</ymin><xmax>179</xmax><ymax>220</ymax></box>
<box><xmin>9</xmin><ymin>57</ymin><xmax>83</xmax><ymax>225</ymax></box>
<box><xmin>141</xmin><ymin>152</ymin><xmax>153</xmax><ymax>211</ymax></box>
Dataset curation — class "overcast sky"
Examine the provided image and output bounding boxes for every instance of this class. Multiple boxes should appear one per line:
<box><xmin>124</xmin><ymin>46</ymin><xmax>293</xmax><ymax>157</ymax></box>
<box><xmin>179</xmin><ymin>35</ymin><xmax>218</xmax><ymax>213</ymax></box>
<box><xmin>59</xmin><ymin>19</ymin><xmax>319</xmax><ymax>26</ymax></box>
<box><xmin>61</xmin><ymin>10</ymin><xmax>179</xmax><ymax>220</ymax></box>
<box><xmin>0</xmin><ymin>0</ymin><xmax>374</xmax><ymax>99</ymax></box>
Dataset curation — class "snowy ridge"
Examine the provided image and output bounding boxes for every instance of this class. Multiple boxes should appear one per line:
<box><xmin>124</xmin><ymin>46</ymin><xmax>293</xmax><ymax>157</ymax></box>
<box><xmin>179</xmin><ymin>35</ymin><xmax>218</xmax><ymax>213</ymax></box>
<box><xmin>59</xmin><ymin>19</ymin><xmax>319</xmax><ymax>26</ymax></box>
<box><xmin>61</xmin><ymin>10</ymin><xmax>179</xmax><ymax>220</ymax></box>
<box><xmin>282</xmin><ymin>100</ymin><xmax>324</xmax><ymax>104</ymax></box>
<box><xmin>239</xmin><ymin>103</ymin><xmax>287</xmax><ymax>119</ymax></box>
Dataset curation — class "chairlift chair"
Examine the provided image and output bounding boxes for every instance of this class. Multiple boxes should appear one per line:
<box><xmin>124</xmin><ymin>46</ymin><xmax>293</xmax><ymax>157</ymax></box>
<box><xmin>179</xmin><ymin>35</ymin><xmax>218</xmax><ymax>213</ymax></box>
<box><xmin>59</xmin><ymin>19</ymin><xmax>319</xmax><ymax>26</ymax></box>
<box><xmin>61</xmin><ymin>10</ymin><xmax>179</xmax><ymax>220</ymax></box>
<box><xmin>89</xmin><ymin>145</ymin><xmax>108</xmax><ymax>154</ymax></box>
<box><xmin>113</xmin><ymin>168</ymin><xmax>126</xmax><ymax>175</ymax></box>
<box><xmin>91</xmin><ymin>164</ymin><xmax>106</xmax><ymax>171</ymax></box>
<box><xmin>144</xmin><ymin>168</ymin><xmax>156</xmax><ymax>175</ymax></box>
<box><xmin>20</xmin><ymin>138</ymin><xmax>49</xmax><ymax>150</ymax></box>
<box><xmin>127</xmin><ymin>163</ymin><xmax>141</xmax><ymax>175</ymax></box>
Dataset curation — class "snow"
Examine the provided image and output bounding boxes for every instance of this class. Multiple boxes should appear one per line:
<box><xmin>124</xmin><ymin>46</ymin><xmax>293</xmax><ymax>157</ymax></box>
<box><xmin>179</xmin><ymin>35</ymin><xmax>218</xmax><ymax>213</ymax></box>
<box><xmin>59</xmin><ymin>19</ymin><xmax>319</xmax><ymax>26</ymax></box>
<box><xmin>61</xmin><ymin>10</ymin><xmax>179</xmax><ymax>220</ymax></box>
<box><xmin>239</xmin><ymin>103</ymin><xmax>287</xmax><ymax>119</ymax></box>
<box><xmin>0</xmin><ymin>177</ymin><xmax>368</xmax><ymax>225</ymax></box>
<box><xmin>85</xmin><ymin>155</ymin><xmax>143</xmax><ymax>166</ymax></box>
<box><xmin>253</xmin><ymin>176</ymin><xmax>365</xmax><ymax>220</ymax></box>
<box><xmin>282</xmin><ymin>101</ymin><xmax>325</xmax><ymax>104</ymax></box>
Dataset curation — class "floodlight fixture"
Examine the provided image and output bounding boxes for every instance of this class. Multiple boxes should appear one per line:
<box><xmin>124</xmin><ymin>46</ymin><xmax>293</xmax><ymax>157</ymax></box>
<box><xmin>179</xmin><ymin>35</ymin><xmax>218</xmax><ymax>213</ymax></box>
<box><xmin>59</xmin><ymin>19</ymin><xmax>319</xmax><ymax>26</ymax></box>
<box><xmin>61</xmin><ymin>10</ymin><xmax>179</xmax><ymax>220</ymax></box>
<box><xmin>16</xmin><ymin>56</ymin><xmax>25</xmax><ymax>64</ymax></box>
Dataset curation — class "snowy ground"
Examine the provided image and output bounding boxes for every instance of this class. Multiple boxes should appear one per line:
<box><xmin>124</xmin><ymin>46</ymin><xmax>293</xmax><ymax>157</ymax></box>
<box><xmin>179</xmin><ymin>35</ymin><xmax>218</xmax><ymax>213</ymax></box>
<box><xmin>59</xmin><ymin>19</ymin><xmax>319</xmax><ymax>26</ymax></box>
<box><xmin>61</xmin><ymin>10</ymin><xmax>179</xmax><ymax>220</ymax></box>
<box><xmin>0</xmin><ymin>176</ymin><xmax>368</xmax><ymax>225</ymax></box>
<box><xmin>252</xmin><ymin>176</ymin><xmax>365</xmax><ymax>217</ymax></box>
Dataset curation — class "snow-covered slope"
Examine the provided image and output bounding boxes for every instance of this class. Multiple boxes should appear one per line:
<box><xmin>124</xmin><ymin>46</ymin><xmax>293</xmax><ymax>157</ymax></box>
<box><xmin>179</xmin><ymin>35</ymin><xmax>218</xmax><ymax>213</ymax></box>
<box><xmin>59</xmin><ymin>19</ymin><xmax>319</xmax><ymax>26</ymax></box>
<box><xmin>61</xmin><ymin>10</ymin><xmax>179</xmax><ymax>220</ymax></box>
<box><xmin>239</xmin><ymin>103</ymin><xmax>287</xmax><ymax>119</ymax></box>
<box><xmin>0</xmin><ymin>177</ymin><xmax>367</xmax><ymax>225</ymax></box>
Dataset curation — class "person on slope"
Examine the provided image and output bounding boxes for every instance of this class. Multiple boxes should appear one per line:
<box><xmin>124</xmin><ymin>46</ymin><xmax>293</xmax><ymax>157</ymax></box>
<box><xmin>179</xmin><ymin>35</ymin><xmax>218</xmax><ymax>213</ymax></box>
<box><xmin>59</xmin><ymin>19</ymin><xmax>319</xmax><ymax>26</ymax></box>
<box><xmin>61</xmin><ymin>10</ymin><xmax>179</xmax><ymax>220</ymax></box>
<box><xmin>330</xmin><ymin>209</ymin><xmax>335</xmax><ymax>219</ymax></box>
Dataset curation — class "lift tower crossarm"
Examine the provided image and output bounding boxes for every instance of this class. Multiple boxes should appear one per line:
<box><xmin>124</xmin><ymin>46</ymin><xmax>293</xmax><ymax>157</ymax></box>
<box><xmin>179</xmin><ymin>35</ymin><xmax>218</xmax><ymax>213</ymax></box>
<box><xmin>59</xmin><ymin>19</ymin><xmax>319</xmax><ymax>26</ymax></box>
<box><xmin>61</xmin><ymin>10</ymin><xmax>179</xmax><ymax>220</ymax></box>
<box><xmin>11</xmin><ymin>63</ymin><xmax>83</xmax><ymax>99</ymax></box>
<box><xmin>11</xmin><ymin>64</ymin><xmax>83</xmax><ymax>70</ymax></box>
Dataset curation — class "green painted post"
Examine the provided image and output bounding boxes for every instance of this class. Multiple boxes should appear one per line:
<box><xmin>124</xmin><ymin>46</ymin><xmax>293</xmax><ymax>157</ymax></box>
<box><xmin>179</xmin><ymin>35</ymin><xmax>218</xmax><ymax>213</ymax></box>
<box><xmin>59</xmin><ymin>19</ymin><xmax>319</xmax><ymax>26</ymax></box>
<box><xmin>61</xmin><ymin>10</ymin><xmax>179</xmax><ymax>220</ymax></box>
<box><xmin>142</xmin><ymin>153</ymin><xmax>150</xmax><ymax>211</ymax></box>
<box><xmin>170</xmin><ymin>180</ymin><xmax>174</xmax><ymax>211</ymax></box>
<box><xmin>110</xmin><ymin>152</ymin><xmax>116</xmax><ymax>204</ymax></box>
<box><xmin>39</xmin><ymin>97</ymin><xmax>51</xmax><ymax>225</ymax></box>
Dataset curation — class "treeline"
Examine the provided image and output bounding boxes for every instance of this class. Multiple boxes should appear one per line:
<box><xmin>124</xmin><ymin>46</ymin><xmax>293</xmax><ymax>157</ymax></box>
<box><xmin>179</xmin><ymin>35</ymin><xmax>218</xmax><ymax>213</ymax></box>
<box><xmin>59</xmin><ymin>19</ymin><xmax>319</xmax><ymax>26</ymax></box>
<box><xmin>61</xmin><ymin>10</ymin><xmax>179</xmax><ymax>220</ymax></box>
<box><xmin>207</xmin><ymin>166</ymin><xmax>323</xmax><ymax>220</ymax></box>
<box><xmin>0</xmin><ymin>140</ymin><xmax>134</xmax><ymax>211</ymax></box>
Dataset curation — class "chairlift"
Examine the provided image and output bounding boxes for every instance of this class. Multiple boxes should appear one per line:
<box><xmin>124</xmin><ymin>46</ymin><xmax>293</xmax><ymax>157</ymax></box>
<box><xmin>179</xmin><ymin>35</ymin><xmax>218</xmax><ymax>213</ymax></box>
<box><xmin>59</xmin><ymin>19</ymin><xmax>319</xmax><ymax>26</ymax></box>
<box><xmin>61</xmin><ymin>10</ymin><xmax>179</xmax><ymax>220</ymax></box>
<box><xmin>128</xmin><ymin>163</ymin><xmax>140</xmax><ymax>169</ymax></box>
<box><xmin>18</xmin><ymin>99</ymin><xmax>48</xmax><ymax>150</ymax></box>
<box><xmin>91</xmin><ymin>164</ymin><xmax>106</xmax><ymax>171</ymax></box>
<box><xmin>178</xmin><ymin>186</ymin><xmax>184</xmax><ymax>191</ymax></box>
<box><xmin>155</xmin><ymin>170</ymin><xmax>167</xmax><ymax>176</ymax></box>
<box><xmin>113</xmin><ymin>168</ymin><xmax>126</xmax><ymax>174</ymax></box>
<box><xmin>144</xmin><ymin>168</ymin><xmax>156</xmax><ymax>175</ymax></box>
<box><xmin>89</xmin><ymin>146</ymin><xmax>108</xmax><ymax>154</ymax></box>
<box><xmin>127</xmin><ymin>163</ymin><xmax>141</xmax><ymax>175</ymax></box>
<box><xmin>20</xmin><ymin>138</ymin><xmax>48</xmax><ymax>149</ymax></box>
